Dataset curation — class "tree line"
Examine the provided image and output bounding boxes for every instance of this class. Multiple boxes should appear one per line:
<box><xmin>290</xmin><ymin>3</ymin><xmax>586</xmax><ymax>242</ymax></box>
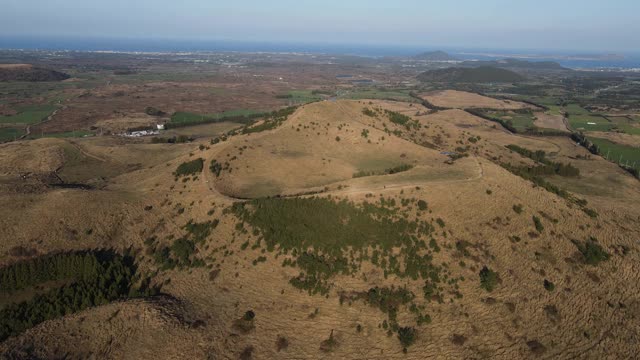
<box><xmin>0</xmin><ymin>250</ymin><xmax>158</xmax><ymax>341</ymax></box>
<box><xmin>506</xmin><ymin>144</ymin><xmax>580</xmax><ymax>177</ymax></box>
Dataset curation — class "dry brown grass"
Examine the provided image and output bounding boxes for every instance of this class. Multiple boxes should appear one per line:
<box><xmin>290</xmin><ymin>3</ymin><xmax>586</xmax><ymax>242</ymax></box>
<box><xmin>586</xmin><ymin>131</ymin><xmax>640</xmax><ymax>147</ymax></box>
<box><xmin>0</xmin><ymin>64</ymin><xmax>32</xmax><ymax>69</ymax></box>
<box><xmin>421</xmin><ymin>90</ymin><xmax>533</xmax><ymax>110</ymax></box>
<box><xmin>1</xmin><ymin>97</ymin><xmax>640</xmax><ymax>359</ymax></box>
<box><xmin>534</xmin><ymin>112</ymin><xmax>569</xmax><ymax>131</ymax></box>
<box><xmin>211</xmin><ymin>100</ymin><xmax>474</xmax><ymax>198</ymax></box>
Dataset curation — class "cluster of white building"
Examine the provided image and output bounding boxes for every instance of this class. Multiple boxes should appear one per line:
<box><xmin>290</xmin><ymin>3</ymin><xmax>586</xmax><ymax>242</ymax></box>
<box><xmin>121</xmin><ymin>129</ymin><xmax>160</xmax><ymax>138</ymax></box>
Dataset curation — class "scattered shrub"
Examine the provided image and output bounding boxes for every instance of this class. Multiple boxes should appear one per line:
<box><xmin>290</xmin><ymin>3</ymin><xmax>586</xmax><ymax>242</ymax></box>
<box><xmin>174</xmin><ymin>158</ymin><xmax>204</xmax><ymax>177</ymax></box>
<box><xmin>573</xmin><ymin>238</ymin><xmax>609</xmax><ymax>265</ymax></box>
<box><xmin>397</xmin><ymin>326</ymin><xmax>416</xmax><ymax>350</ymax></box>
<box><xmin>533</xmin><ymin>216</ymin><xmax>544</xmax><ymax>233</ymax></box>
<box><xmin>320</xmin><ymin>330</ymin><xmax>338</xmax><ymax>352</ymax></box>
<box><xmin>362</xmin><ymin>108</ymin><xmax>376</xmax><ymax>117</ymax></box>
<box><xmin>543</xmin><ymin>279</ymin><xmax>555</xmax><ymax>292</ymax></box>
<box><xmin>276</xmin><ymin>336</ymin><xmax>289</xmax><ymax>351</ymax></box>
<box><xmin>479</xmin><ymin>266</ymin><xmax>499</xmax><ymax>292</ymax></box>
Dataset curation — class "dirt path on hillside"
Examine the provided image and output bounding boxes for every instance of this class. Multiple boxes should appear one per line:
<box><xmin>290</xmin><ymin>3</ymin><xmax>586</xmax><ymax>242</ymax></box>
<box><xmin>202</xmin><ymin>101</ymin><xmax>490</xmax><ymax>201</ymax></box>
<box><xmin>66</xmin><ymin>141</ymin><xmax>108</xmax><ymax>163</ymax></box>
<box><xmin>20</xmin><ymin>106</ymin><xmax>66</xmax><ymax>140</ymax></box>
<box><xmin>330</xmin><ymin>156</ymin><xmax>485</xmax><ymax>198</ymax></box>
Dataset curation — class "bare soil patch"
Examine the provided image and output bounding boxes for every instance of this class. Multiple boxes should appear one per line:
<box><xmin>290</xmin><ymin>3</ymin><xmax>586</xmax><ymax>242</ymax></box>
<box><xmin>535</xmin><ymin>112</ymin><xmax>568</xmax><ymax>131</ymax></box>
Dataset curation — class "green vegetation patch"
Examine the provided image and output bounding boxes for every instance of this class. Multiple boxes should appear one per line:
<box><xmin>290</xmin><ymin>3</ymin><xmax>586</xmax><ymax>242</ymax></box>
<box><xmin>533</xmin><ymin>216</ymin><xmax>544</xmax><ymax>233</ymax></box>
<box><xmin>567</xmin><ymin>114</ymin><xmax>614</xmax><ymax>132</ymax></box>
<box><xmin>588</xmin><ymin>137</ymin><xmax>640</xmax><ymax>172</ymax></box>
<box><xmin>0</xmin><ymin>127</ymin><xmax>25</xmax><ymax>142</ymax></box>
<box><xmin>147</xmin><ymin>219</ymin><xmax>218</xmax><ymax>270</ymax></box>
<box><xmin>276</xmin><ymin>90</ymin><xmax>324</xmax><ymax>104</ymax></box>
<box><xmin>469</xmin><ymin>109</ymin><xmax>536</xmax><ymax>133</ymax></box>
<box><xmin>506</xmin><ymin>144</ymin><xmax>580</xmax><ymax>177</ymax></box>
<box><xmin>231</xmin><ymin>196</ymin><xmax>455</xmax><ymax>295</ymax></box>
<box><xmin>210</xmin><ymin>159</ymin><xmax>222</xmax><ymax>177</ymax></box>
<box><xmin>174</xmin><ymin>158</ymin><xmax>204</xmax><ymax>177</ymax></box>
<box><xmin>353</xmin><ymin>164</ymin><xmax>414</xmax><ymax>178</ymax></box>
<box><xmin>339</xmin><ymin>88</ymin><xmax>416</xmax><ymax>102</ymax></box>
<box><xmin>230</xmin><ymin>196</ymin><xmax>463</xmax><ymax>349</ymax></box>
<box><xmin>0</xmin><ymin>104</ymin><xmax>57</xmax><ymax>125</ymax></box>
<box><xmin>572</xmin><ymin>237</ymin><xmax>610</xmax><ymax>265</ymax></box>
<box><xmin>384</xmin><ymin>110</ymin><xmax>421</xmax><ymax>131</ymax></box>
<box><xmin>479</xmin><ymin>266</ymin><xmax>499</xmax><ymax>292</ymax></box>
<box><xmin>169</xmin><ymin>109</ymin><xmax>266</xmax><ymax>128</ymax></box>
<box><xmin>232</xmin><ymin>197</ymin><xmax>421</xmax><ymax>254</ymax></box>
<box><xmin>241</xmin><ymin>106</ymin><xmax>297</xmax><ymax>134</ymax></box>
<box><xmin>28</xmin><ymin>130</ymin><xmax>94</xmax><ymax>139</ymax></box>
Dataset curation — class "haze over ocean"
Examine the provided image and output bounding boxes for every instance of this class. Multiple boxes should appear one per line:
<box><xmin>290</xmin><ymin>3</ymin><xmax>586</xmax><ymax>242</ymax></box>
<box><xmin>1</xmin><ymin>35</ymin><xmax>639</xmax><ymax>70</ymax></box>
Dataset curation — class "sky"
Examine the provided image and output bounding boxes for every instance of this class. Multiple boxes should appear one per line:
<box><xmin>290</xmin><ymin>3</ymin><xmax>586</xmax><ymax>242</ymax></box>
<box><xmin>2</xmin><ymin>0</ymin><xmax>639</xmax><ymax>52</ymax></box>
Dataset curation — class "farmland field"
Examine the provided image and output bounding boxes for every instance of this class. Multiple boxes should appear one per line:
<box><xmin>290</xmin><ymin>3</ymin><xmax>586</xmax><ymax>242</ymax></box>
<box><xmin>0</xmin><ymin>104</ymin><xmax>57</xmax><ymax>124</ymax></box>
<box><xmin>27</xmin><ymin>130</ymin><xmax>94</xmax><ymax>139</ymax></box>
<box><xmin>339</xmin><ymin>88</ymin><xmax>416</xmax><ymax>102</ymax></box>
<box><xmin>484</xmin><ymin>110</ymin><xmax>536</xmax><ymax>132</ymax></box>
<box><xmin>567</xmin><ymin>114</ymin><xmax>614</xmax><ymax>132</ymax></box>
<box><xmin>280</xmin><ymin>89</ymin><xmax>325</xmax><ymax>104</ymax></box>
<box><xmin>589</xmin><ymin>136</ymin><xmax>640</xmax><ymax>170</ymax></box>
<box><xmin>170</xmin><ymin>109</ymin><xmax>265</xmax><ymax>124</ymax></box>
<box><xmin>0</xmin><ymin>127</ymin><xmax>25</xmax><ymax>142</ymax></box>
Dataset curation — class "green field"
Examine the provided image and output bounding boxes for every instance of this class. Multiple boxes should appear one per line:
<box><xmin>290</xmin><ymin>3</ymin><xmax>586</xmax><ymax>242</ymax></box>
<box><xmin>0</xmin><ymin>105</ymin><xmax>58</xmax><ymax>124</ymax></box>
<box><xmin>589</xmin><ymin>137</ymin><xmax>640</xmax><ymax>170</ymax></box>
<box><xmin>28</xmin><ymin>130</ymin><xmax>94</xmax><ymax>139</ymax></box>
<box><xmin>485</xmin><ymin>110</ymin><xmax>536</xmax><ymax>132</ymax></box>
<box><xmin>338</xmin><ymin>88</ymin><xmax>416</xmax><ymax>102</ymax></box>
<box><xmin>606</xmin><ymin>117</ymin><xmax>640</xmax><ymax>135</ymax></box>
<box><xmin>280</xmin><ymin>90</ymin><xmax>324</xmax><ymax>104</ymax></box>
<box><xmin>564</xmin><ymin>103</ymin><xmax>590</xmax><ymax>115</ymax></box>
<box><xmin>0</xmin><ymin>127</ymin><xmax>25</xmax><ymax>142</ymax></box>
<box><xmin>171</xmin><ymin>109</ymin><xmax>265</xmax><ymax>124</ymax></box>
<box><xmin>567</xmin><ymin>114</ymin><xmax>615</xmax><ymax>132</ymax></box>
<box><xmin>545</xmin><ymin>104</ymin><xmax>564</xmax><ymax>116</ymax></box>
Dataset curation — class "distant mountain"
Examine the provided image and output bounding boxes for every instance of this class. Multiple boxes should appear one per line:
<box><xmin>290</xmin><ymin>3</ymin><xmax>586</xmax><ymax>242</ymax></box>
<box><xmin>461</xmin><ymin>58</ymin><xmax>567</xmax><ymax>71</ymax></box>
<box><xmin>412</xmin><ymin>51</ymin><xmax>458</xmax><ymax>61</ymax></box>
<box><xmin>0</xmin><ymin>64</ymin><xmax>70</xmax><ymax>82</ymax></box>
<box><xmin>417</xmin><ymin>66</ymin><xmax>525</xmax><ymax>83</ymax></box>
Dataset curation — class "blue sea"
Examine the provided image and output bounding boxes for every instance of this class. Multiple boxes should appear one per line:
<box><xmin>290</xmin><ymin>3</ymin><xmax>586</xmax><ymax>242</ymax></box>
<box><xmin>1</xmin><ymin>36</ymin><xmax>639</xmax><ymax>70</ymax></box>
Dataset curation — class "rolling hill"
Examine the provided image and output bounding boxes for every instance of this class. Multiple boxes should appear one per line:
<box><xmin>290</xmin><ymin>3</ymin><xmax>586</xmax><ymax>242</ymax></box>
<box><xmin>417</xmin><ymin>66</ymin><xmax>526</xmax><ymax>83</ymax></box>
<box><xmin>1</xmin><ymin>97</ymin><xmax>640</xmax><ymax>359</ymax></box>
<box><xmin>0</xmin><ymin>64</ymin><xmax>70</xmax><ymax>82</ymax></box>
<box><xmin>460</xmin><ymin>58</ymin><xmax>568</xmax><ymax>71</ymax></box>
<box><xmin>411</xmin><ymin>50</ymin><xmax>458</xmax><ymax>61</ymax></box>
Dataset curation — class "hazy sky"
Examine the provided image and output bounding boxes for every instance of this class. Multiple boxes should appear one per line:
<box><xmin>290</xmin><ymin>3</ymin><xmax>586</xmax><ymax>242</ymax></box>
<box><xmin>3</xmin><ymin>0</ymin><xmax>639</xmax><ymax>51</ymax></box>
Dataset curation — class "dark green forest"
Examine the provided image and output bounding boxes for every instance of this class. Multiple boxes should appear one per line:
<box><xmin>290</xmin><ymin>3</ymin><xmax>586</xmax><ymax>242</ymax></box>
<box><xmin>0</xmin><ymin>251</ymin><xmax>158</xmax><ymax>341</ymax></box>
